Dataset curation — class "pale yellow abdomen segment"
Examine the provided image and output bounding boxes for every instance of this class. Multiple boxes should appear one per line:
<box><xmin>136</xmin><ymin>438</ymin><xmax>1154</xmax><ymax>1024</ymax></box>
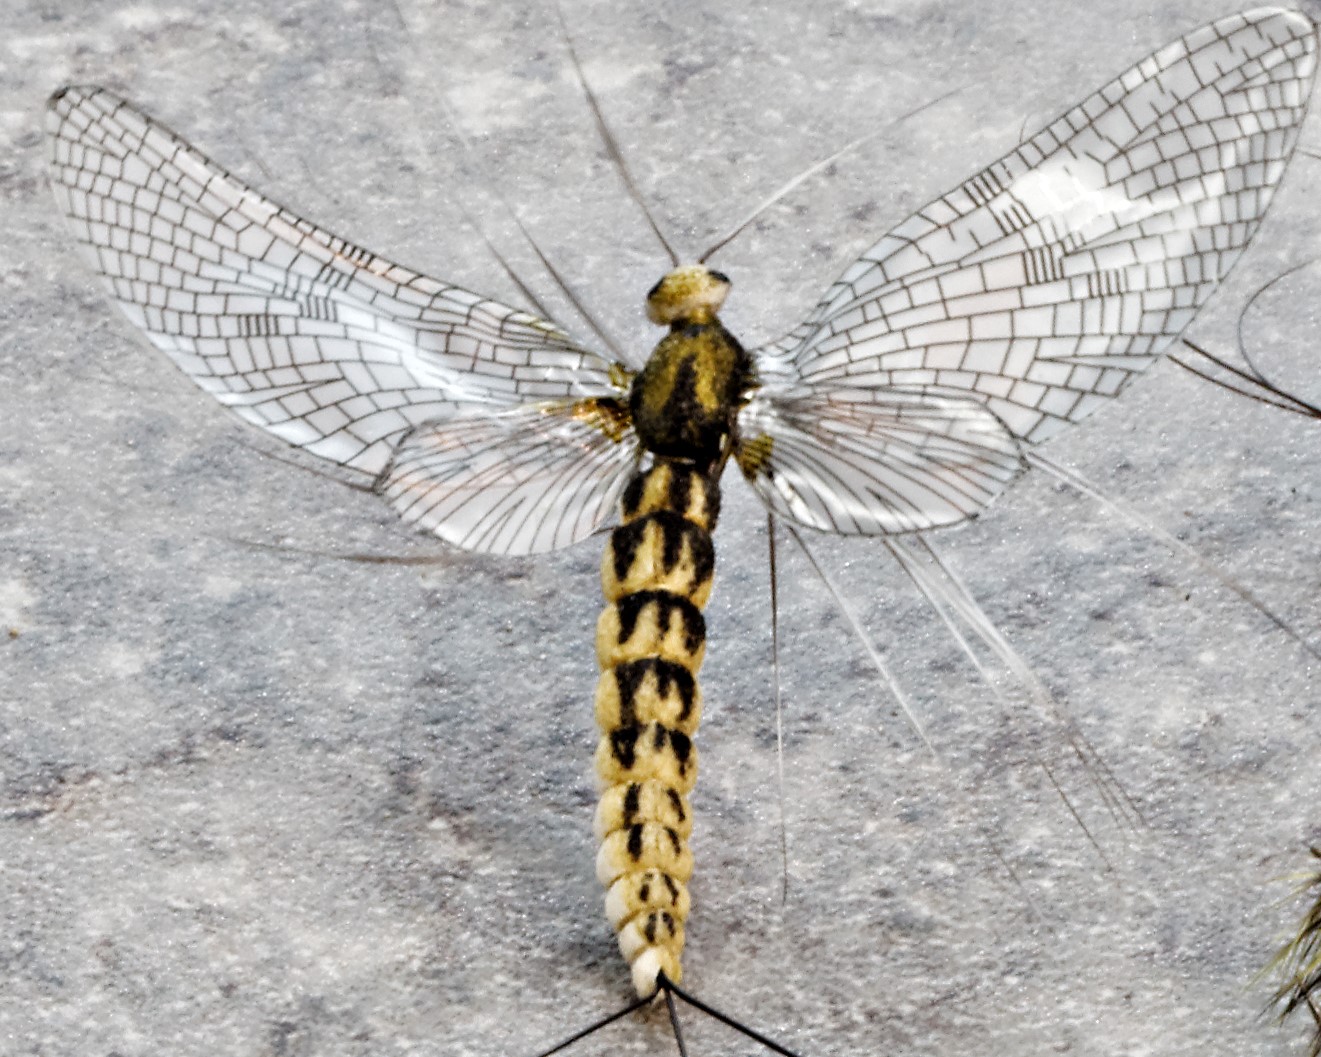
<box><xmin>594</xmin><ymin>460</ymin><xmax>717</xmax><ymax>997</ymax></box>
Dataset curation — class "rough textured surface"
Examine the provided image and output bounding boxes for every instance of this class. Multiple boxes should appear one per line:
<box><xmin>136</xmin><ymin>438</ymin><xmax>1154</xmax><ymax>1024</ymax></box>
<box><xmin>4</xmin><ymin>2</ymin><xmax>1321</xmax><ymax>1055</ymax></box>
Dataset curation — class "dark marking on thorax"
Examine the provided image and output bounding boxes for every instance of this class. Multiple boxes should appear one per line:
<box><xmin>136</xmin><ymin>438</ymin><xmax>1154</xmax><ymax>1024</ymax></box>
<box><xmin>629</xmin><ymin>315</ymin><xmax>751</xmax><ymax>461</ymax></box>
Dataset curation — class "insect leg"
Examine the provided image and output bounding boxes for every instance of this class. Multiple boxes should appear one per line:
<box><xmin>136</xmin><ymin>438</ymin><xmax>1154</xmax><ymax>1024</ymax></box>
<box><xmin>1028</xmin><ymin>452</ymin><xmax>1321</xmax><ymax>664</ymax></box>
<box><xmin>767</xmin><ymin>512</ymin><xmax>791</xmax><ymax>903</ymax></box>
<box><xmin>784</xmin><ymin>523</ymin><xmax>938</xmax><ymax>757</ymax></box>
<box><xmin>890</xmin><ymin>534</ymin><xmax>1144</xmax><ymax>833</ymax></box>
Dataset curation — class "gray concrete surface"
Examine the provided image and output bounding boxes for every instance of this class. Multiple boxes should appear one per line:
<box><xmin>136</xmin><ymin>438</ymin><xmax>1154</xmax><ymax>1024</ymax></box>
<box><xmin>3</xmin><ymin>2</ymin><xmax>1320</xmax><ymax>1055</ymax></box>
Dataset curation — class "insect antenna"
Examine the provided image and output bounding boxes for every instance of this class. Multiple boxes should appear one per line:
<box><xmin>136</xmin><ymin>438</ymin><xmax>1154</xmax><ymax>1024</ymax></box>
<box><xmin>697</xmin><ymin>86</ymin><xmax>963</xmax><ymax>264</ymax></box>
<box><xmin>1027</xmin><ymin>452</ymin><xmax>1321</xmax><ymax>665</ymax></box>
<box><xmin>554</xmin><ymin>0</ymin><xmax>680</xmax><ymax>267</ymax></box>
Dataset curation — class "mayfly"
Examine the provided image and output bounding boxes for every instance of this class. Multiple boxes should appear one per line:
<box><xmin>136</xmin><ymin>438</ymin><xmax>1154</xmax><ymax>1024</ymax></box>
<box><xmin>46</xmin><ymin>5</ymin><xmax>1318</xmax><ymax>1049</ymax></box>
<box><xmin>1271</xmin><ymin>846</ymin><xmax>1321</xmax><ymax>1057</ymax></box>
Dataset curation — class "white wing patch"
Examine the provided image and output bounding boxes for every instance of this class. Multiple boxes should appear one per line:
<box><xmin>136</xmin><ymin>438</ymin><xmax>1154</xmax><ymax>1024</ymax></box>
<box><xmin>742</xmin><ymin>7</ymin><xmax>1317</xmax><ymax>535</ymax></box>
<box><xmin>47</xmin><ymin>86</ymin><xmax>637</xmax><ymax>555</ymax></box>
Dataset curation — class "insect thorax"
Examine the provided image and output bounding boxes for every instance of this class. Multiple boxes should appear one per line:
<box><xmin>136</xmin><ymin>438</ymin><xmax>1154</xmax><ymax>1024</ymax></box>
<box><xmin>630</xmin><ymin>266</ymin><xmax>751</xmax><ymax>463</ymax></box>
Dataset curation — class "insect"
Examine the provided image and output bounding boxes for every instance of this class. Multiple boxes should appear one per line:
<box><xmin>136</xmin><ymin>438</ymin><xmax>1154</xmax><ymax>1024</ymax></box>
<box><xmin>1271</xmin><ymin>846</ymin><xmax>1321</xmax><ymax>1057</ymax></box>
<box><xmin>39</xmin><ymin>4</ymin><xmax>1320</xmax><ymax>1054</ymax></box>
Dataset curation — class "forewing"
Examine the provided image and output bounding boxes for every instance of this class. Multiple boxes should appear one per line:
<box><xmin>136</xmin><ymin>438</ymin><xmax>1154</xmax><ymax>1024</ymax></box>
<box><xmin>48</xmin><ymin>85</ymin><xmax>638</xmax><ymax>553</ymax></box>
<box><xmin>743</xmin><ymin>8</ymin><xmax>1317</xmax><ymax>532</ymax></box>
<box><xmin>382</xmin><ymin>400</ymin><xmax>637</xmax><ymax>555</ymax></box>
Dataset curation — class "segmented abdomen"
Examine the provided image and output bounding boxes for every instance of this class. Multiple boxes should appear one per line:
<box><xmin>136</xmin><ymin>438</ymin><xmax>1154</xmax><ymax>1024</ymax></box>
<box><xmin>594</xmin><ymin>458</ymin><xmax>718</xmax><ymax>997</ymax></box>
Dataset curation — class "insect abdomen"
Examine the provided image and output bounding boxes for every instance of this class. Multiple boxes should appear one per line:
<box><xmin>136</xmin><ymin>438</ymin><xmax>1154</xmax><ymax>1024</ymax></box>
<box><xmin>595</xmin><ymin>459</ymin><xmax>718</xmax><ymax>996</ymax></box>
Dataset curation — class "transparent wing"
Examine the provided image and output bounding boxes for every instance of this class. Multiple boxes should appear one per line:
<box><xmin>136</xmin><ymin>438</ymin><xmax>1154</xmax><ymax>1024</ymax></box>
<box><xmin>742</xmin><ymin>8</ymin><xmax>1318</xmax><ymax>535</ymax></box>
<box><xmin>48</xmin><ymin>85</ymin><xmax>638</xmax><ymax>554</ymax></box>
<box><xmin>382</xmin><ymin>401</ymin><xmax>637</xmax><ymax>555</ymax></box>
<box><xmin>738</xmin><ymin>390</ymin><xmax>1023</xmax><ymax>534</ymax></box>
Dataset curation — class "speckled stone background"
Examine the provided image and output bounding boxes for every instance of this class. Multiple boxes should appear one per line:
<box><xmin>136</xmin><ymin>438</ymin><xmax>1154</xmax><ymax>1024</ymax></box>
<box><xmin>3</xmin><ymin>2</ymin><xmax>1320</xmax><ymax>1055</ymax></box>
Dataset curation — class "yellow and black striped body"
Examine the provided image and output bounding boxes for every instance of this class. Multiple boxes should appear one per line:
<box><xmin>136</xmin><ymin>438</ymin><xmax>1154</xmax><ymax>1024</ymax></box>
<box><xmin>593</xmin><ymin>265</ymin><xmax>751</xmax><ymax>996</ymax></box>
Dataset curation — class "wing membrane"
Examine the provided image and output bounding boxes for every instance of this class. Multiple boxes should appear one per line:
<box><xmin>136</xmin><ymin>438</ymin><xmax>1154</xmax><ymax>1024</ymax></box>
<box><xmin>382</xmin><ymin>400</ymin><xmax>637</xmax><ymax>555</ymax></box>
<box><xmin>742</xmin><ymin>8</ymin><xmax>1317</xmax><ymax>533</ymax></box>
<box><xmin>48</xmin><ymin>86</ymin><xmax>637</xmax><ymax>554</ymax></box>
<box><xmin>740</xmin><ymin>390</ymin><xmax>1022</xmax><ymax>534</ymax></box>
